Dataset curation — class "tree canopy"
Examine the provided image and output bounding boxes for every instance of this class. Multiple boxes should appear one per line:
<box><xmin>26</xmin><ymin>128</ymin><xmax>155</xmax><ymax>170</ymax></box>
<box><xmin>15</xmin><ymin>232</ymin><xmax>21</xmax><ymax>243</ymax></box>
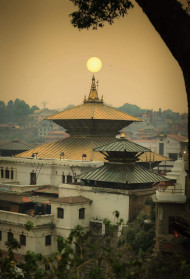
<box><xmin>0</xmin><ymin>99</ymin><xmax>39</xmax><ymax>124</ymax></box>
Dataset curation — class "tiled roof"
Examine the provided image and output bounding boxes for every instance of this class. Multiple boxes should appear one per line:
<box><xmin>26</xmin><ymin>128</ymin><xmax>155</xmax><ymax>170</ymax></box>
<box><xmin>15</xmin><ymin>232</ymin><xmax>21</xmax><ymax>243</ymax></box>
<box><xmin>77</xmin><ymin>163</ymin><xmax>169</xmax><ymax>184</ymax></box>
<box><xmin>0</xmin><ymin>192</ymin><xmax>32</xmax><ymax>203</ymax></box>
<box><xmin>16</xmin><ymin>137</ymin><xmax>170</xmax><ymax>163</ymax></box>
<box><xmin>52</xmin><ymin>196</ymin><xmax>91</xmax><ymax>204</ymax></box>
<box><xmin>46</xmin><ymin>102</ymin><xmax>142</xmax><ymax>122</ymax></box>
<box><xmin>167</xmin><ymin>134</ymin><xmax>188</xmax><ymax>142</ymax></box>
<box><xmin>33</xmin><ymin>186</ymin><xmax>58</xmax><ymax>195</ymax></box>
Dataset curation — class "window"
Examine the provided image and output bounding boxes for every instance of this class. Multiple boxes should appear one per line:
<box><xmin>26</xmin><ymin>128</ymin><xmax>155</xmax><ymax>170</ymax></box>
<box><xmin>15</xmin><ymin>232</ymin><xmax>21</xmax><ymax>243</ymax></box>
<box><xmin>0</xmin><ymin>231</ymin><xmax>2</xmax><ymax>241</ymax></box>
<box><xmin>62</xmin><ymin>175</ymin><xmax>65</xmax><ymax>183</ymax></box>
<box><xmin>5</xmin><ymin>169</ymin><xmax>9</xmax><ymax>179</ymax></box>
<box><xmin>20</xmin><ymin>234</ymin><xmax>26</xmax><ymax>246</ymax></box>
<box><xmin>67</xmin><ymin>175</ymin><xmax>72</xmax><ymax>184</ymax></box>
<box><xmin>169</xmin><ymin>153</ymin><xmax>178</xmax><ymax>161</ymax></box>
<box><xmin>30</xmin><ymin>172</ymin><xmax>37</xmax><ymax>185</ymax></box>
<box><xmin>11</xmin><ymin>169</ymin><xmax>14</xmax><ymax>180</ymax></box>
<box><xmin>159</xmin><ymin>143</ymin><xmax>164</xmax><ymax>155</ymax></box>
<box><xmin>45</xmin><ymin>235</ymin><xmax>51</xmax><ymax>246</ymax></box>
<box><xmin>57</xmin><ymin>208</ymin><xmax>64</xmax><ymax>219</ymax></box>
<box><xmin>7</xmin><ymin>232</ymin><xmax>13</xmax><ymax>241</ymax></box>
<box><xmin>1</xmin><ymin>168</ymin><xmax>4</xmax><ymax>178</ymax></box>
<box><xmin>79</xmin><ymin>208</ymin><xmax>85</xmax><ymax>219</ymax></box>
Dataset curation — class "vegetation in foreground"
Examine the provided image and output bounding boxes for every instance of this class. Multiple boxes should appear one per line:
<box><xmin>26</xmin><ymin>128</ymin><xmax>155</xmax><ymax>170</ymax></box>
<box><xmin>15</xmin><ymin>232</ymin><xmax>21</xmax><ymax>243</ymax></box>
<box><xmin>0</xmin><ymin>212</ymin><xmax>190</xmax><ymax>279</ymax></box>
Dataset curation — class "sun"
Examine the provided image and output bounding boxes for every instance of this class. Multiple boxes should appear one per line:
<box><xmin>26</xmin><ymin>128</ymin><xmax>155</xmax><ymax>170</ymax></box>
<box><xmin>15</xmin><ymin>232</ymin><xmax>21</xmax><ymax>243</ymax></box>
<box><xmin>87</xmin><ymin>57</ymin><xmax>102</xmax><ymax>73</ymax></box>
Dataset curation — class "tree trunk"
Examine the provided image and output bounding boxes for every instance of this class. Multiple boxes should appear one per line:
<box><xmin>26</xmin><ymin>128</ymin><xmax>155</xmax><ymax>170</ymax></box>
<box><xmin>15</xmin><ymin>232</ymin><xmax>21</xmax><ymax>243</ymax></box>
<box><xmin>135</xmin><ymin>0</ymin><xmax>190</xmax><ymax>168</ymax></box>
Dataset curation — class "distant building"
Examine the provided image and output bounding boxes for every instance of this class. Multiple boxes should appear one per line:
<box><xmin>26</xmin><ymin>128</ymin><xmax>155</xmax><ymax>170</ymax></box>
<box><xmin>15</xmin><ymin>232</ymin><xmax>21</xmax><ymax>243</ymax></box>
<box><xmin>132</xmin><ymin>133</ymin><xmax>188</xmax><ymax>172</ymax></box>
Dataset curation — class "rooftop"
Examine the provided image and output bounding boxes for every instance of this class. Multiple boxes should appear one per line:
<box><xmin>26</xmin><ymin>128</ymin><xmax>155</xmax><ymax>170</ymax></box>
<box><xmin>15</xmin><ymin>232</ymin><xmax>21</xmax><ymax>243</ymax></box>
<box><xmin>0</xmin><ymin>139</ymin><xmax>32</xmax><ymax>151</ymax></box>
<box><xmin>52</xmin><ymin>196</ymin><xmax>92</xmax><ymax>204</ymax></box>
<box><xmin>15</xmin><ymin>137</ymin><xmax>170</xmax><ymax>163</ymax></box>
<box><xmin>77</xmin><ymin>163</ymin><xmax>169</xmax><ymax>185</ymax></box>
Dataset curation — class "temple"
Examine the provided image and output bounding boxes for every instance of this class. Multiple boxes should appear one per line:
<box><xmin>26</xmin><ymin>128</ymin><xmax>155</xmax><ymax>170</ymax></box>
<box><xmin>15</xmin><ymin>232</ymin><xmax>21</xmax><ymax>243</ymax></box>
<box><xmin>0</xmin><ymin>76</ymin><xmax>172</xmax><ymax>258</ymax></box>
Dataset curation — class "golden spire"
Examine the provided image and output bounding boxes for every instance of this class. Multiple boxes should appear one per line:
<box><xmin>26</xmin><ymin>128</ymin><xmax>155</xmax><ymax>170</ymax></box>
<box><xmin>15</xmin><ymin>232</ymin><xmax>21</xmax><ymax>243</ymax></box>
<box><xmin>84</xmin><ymin>75</ymin><xmax>103</xmax><ymax>103</ymax></box>
<box><xmin>91</xmin><ymin>75</ymin><xmax>96</xmax><ymax>91</ymax></box>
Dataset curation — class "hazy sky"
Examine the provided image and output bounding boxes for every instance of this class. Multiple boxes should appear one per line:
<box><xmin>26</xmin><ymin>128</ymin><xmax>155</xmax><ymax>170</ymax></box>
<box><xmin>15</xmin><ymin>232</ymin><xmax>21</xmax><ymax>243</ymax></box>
<box><xmin>0</xmin><ymin>0</ymin><xmax>188</xmax><ymax>113</ymax></box>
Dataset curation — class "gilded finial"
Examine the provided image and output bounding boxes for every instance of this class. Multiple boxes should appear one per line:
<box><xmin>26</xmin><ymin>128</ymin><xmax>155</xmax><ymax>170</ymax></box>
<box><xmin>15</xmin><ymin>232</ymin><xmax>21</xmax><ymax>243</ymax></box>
<box><xmin>84</xmin><ymin>76</ymin><xmax>104</xmax><ymax>103</ymax></box>
<box><xmin>120</xmin><ymin>130</ymin><xmax>125</xmax><ymax>138</ymax></box>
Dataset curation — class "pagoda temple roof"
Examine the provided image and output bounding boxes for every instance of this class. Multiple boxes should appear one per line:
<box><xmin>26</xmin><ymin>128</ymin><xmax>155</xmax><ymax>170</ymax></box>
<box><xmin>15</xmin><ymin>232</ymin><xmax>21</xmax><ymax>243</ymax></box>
<box><xmin>94</xmin><ymin>138</ymin><xmax>151</xmax><ymax>153</ymax></box>
<box><xmin>76</xmin><ymin>163</ymin><xmax>169</xmax><ymax>184</ymax></box>
<box><xmin>46</xmin><ymin>75</ymin><xmax>141</xmax><ymax>123</ymax></box>
<box><xmin>46</xmin><ymin>102</ymin><xmax>141</xmax><ymax>122</ymax></box>
<box><xmin>16</xmin><ymin>136</ymin><xmax>170</xmax><ymax>163</ymax></box>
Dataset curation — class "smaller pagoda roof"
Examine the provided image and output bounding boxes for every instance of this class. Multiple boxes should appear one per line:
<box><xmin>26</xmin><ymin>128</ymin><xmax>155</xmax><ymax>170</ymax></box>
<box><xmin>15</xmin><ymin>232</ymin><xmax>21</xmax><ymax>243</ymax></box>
<box><xmin>76</xmin><ymin>163</ymin><xmax>169</xmax><ymax>184</ymax></box>
<box><xmin>94</xmin><ymin>138</ymin><xmax>151</xmax><ymax>153</ymax></box>
<box><xmin>0</xmin><ymin>139</ymin><xmax>32</xmax><ymax>151</ymax></box>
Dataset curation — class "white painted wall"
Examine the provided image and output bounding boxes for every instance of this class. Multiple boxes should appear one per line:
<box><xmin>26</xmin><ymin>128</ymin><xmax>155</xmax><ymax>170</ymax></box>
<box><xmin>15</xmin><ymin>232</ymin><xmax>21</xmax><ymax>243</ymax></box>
<box><xmin>0</xmin><ymin>157</ymin><xmax>103</xmax><ymax>187</ymax></box>
<box><xmin>59</xmin><ymin>184</ymin><xmax>130</xmax><ymax>224</ymax></box>
<box><xmin>0</xmin><ymin>223</ymin><xmax>55</xmax><ymax>255</ymax></box>
<box><xmin>133</xmin><ymin>136</ymin><xmax>182</xmax><ymax>158</ymax></box>
<box><xmin>51</xmin><ymin>201</ymin><xmax>91</xmax><ymax>238</ymax></box>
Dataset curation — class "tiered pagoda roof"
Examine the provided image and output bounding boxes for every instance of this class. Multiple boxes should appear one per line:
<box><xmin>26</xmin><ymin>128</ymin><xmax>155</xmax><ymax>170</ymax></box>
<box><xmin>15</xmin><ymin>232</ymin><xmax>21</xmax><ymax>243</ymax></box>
<box><xmin>16</xmin><ymin>76</ymin><xmax>170</xmax><ymax>165</ymax></box>
<box><xmin>76</xmin><ymin>137</ymin><xmax>169</xmax><ymax>188</ymax></box>
<box><xmin>45</xmin><ymin>76</ymin><xmax>141</xmax><ymax>137</ymax></box>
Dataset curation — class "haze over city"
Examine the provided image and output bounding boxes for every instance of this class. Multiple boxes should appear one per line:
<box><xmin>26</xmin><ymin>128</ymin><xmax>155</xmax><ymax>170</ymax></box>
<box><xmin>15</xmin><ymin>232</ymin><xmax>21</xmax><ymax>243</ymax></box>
<box><xmin>0</xmin><ymin>0</ymin><xmax>188</xmax><ymax>113</ymax></box>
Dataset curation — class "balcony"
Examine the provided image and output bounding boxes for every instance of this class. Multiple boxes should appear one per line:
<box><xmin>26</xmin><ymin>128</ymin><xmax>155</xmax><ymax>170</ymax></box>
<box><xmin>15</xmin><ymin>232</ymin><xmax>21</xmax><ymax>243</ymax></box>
<box><xmin>156</xmin><ymin>186</ymin><xmax>186</xmax><ymax>203</ymax></box>
<box><xmin>0</xmin><ymin>210</ymin><xmax>54</xmax><ymax>227</ymax></box>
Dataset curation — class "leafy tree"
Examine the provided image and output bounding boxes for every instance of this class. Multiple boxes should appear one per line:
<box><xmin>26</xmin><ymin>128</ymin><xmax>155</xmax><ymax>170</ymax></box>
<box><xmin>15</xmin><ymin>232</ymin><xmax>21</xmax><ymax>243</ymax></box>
<box><xmin>118</xmin><ymin>103</ymin><xmax>147</xmax><ymax>116</ymax></box>
<box><xmin>0</xmin><ymin>101</ymin><xmax>6</xmax><ymax>123</ymax></box>
<box><xmin>0</xmin><ymin>101</ymin><xmax>5</xmax><ymax>109</ymax></box>
<box><xmin>30</xmin><ymin>105</ymin><xmax>39</xmax><ymax>113</ymax></box>
<box><xmin>13</xmin><ymin>99</ymin><xmax>31</xmax><ymax>122</ymax></box>
<box><xmin>69</xmin><ymin>0</ymin><xmax>190</xmax><ymax>152</ymax></box>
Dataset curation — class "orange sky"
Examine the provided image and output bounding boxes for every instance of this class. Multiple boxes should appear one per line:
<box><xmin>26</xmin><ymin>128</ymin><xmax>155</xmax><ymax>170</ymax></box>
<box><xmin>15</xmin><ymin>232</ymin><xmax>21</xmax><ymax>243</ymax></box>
<box><xmin>0</xmin><ymin>0</ymin><xmax>188</xmax><ymax>113</ymax></box>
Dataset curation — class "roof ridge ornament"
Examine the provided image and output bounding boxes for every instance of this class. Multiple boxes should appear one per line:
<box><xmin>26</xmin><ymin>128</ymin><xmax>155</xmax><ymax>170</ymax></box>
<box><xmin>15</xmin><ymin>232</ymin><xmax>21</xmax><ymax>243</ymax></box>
<box><xmin>120</xmin><ymin>130</ymin><xmax>125</xmax><ymax>138</ymax></box>
<box><xmin>84</xmin><ymin>75</ymin><xmax>103</xmax><ymax>103</ymax></box>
